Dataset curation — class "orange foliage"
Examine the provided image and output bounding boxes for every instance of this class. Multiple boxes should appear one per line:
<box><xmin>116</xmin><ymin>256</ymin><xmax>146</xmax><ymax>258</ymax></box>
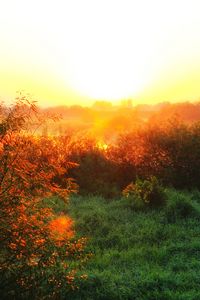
<box><xmin>0</xmin><ymin>97</ymin><xmax>88</xmax><ymax>299</ymax></box>
<box><xmin>49</xmin><ymin>215</ymin><xmax>74</xmax><ymax>241</ymax></box>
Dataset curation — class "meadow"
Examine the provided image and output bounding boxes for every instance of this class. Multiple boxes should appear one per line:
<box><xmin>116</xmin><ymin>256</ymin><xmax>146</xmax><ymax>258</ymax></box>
<box><xmin>48</xmin><ymin>190</ymin><xmax>200</xmax><ymax>300</ymax></box>
<box><xmin>1</xmin><ymin>98</ymin><xmax>200</xmax><ymax>299</ymax></box>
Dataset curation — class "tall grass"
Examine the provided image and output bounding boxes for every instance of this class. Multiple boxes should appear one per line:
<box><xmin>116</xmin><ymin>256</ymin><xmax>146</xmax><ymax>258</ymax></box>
<box><xmin>47</xmin><ymin>189</ymin><xmax>200</xmax><ymax>299</ymax></box>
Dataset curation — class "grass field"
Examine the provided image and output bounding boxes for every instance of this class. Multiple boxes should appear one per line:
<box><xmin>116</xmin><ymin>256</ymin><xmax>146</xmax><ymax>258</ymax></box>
<box><xmin>47</xmin><ymin>189</ymin><xmax>200</xmax><ymax>299</ymax></box>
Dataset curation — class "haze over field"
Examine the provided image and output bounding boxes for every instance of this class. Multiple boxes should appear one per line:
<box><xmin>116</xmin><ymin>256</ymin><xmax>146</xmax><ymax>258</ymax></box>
<box><xmin>1</xmin><ymin>0</ymin><xmax>200</xmax><ymax>106</ymax></box>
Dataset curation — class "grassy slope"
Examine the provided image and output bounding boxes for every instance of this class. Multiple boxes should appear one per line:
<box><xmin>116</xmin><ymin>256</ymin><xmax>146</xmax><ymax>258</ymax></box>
<box><xmin>50</xmin><ymin>190</ymin><xmax>200</xmax><ymax>300</ymax></box>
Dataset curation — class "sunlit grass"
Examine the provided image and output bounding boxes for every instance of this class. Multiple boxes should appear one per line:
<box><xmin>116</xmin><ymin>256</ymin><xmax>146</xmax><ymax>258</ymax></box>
<box><xmin>55</xmin><ymin>190</ymin><xmax>200</xmax><ymax>299</ymax></box>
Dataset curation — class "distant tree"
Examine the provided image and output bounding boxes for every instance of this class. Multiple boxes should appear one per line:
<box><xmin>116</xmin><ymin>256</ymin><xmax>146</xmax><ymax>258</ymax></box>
<box><xmin>92</xmin><ymin>101</ymin><xmax>113</xmax><ymax>110</ymax></box>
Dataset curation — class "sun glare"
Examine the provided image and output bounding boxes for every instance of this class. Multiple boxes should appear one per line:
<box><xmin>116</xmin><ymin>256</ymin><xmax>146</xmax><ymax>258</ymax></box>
<box><xmin>62</xmin><ymin>1</ymin><xmax>162</xmax><ymax>102</ymax></box>
<box><xmin>1</xmin><ymin>0</ymin><xmax>200</xmax><ymax>105</ymax></box>
<box><xmin>96</xmin><ymin>141</ymin><xmax>108</xmax><ymax>151</ymax></box>
<box><xmin>67</xmin><ymin>41</ymin><xmax>154</xmax><ymax>101</ymax></box>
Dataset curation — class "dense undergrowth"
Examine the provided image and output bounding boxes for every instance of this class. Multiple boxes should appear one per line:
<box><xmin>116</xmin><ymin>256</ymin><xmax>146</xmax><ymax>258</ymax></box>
<box><xmin>47</xmin><ymin>189</ymin><xmax>200</xmax><ymax>300</ymax></box>
<box><xmin>2</xmin><ymin>98</ymin><xmax>200</xmax><ymax>299</ymax></box>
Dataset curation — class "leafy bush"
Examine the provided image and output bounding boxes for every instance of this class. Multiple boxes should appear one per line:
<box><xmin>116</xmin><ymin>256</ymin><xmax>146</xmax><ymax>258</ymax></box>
<box><xmin>123</xmin><ymin>176</ymin><xmax>166</xmax><ymax>208</ymax></box>
<box><xmin>68</xmin><ymin>143</ymin><xmax>120</xmax><ymax>198</ymax></box>
<box><xmin>190</xmin><ymin>189</ymin><xmax>200</xmax><ymax>203</ymax></box>
<box><xmin>165</xmin><ymin>190</ymin><xmax>200</xmax><ymax>222</ymax></box>
<box><xmin>0</xmin><ymin>98</ymin><xmax>89</xmax><ymax>299</ymax></box>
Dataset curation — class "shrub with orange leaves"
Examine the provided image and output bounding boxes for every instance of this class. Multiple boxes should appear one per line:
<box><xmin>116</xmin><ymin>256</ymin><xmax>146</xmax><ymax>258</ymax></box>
<box><xmin>0</xmin><ymin>97</ymin><xmax>89</xmax><ymax>299</ymax></box>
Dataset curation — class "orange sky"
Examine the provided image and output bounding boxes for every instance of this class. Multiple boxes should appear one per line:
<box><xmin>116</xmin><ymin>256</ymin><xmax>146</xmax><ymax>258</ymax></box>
<box><xmin>1</xmin><ymin>0</ymin><xmax>200</xmax><ymax>106</ymax></box>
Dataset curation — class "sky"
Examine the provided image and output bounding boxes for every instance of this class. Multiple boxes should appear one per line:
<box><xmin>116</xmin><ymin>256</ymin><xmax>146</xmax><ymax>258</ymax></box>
<box><xmin>1</xmin><ymin>0</ymin><xmax>200</xmax><ymax>107</ymax></box>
